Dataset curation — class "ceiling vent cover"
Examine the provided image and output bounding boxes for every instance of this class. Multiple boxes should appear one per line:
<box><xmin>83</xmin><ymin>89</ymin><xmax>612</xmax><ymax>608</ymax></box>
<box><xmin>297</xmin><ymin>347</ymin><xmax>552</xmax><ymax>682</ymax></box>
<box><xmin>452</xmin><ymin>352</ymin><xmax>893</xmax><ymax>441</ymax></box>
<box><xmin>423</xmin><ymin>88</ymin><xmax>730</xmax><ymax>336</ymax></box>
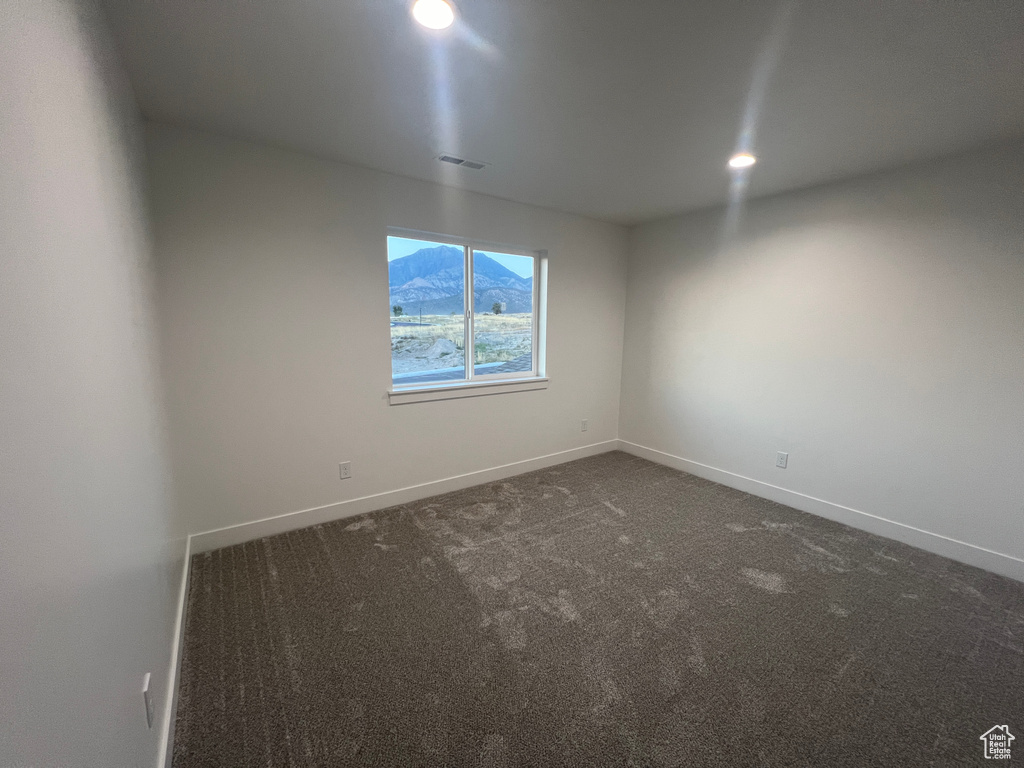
<box><xmin>438</xmin><ymin>154</ymin><xmax>488</xmax><ymax>170</ymax></box>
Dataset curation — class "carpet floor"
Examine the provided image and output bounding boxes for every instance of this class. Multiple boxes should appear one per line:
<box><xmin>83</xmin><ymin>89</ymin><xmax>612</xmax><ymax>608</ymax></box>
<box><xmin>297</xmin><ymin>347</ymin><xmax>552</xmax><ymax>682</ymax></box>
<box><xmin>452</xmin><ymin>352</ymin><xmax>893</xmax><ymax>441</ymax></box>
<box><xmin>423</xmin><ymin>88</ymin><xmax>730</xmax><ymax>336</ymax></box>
<box><xmin>172</xmin><ymin>451</ymin><xmax>1024</xmax><ymax>767</ymax></box>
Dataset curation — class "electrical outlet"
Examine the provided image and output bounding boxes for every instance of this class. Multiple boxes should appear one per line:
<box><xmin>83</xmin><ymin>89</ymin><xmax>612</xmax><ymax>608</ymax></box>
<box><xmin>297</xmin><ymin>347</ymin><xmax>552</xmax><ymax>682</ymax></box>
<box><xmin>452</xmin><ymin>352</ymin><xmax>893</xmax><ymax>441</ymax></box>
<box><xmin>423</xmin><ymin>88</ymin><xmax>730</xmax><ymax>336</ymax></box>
<box><xmin>581</xmin><ymin>419</ymin><xmax>589</xmax><ymax>432</ymax></box>
<box><xmin>142</xmin><ymin>672</ymin><xmax>154</xmax><ymax>729</ymax></box>
<box><xmin>776</xmin><ymin>452</ymin><xmax>788</xmax><ymax>469</ymax></box>
<box><xmin>339</xmin><ymin>461</ymin><xmax>352</xmax><ymax>480</ymax></box>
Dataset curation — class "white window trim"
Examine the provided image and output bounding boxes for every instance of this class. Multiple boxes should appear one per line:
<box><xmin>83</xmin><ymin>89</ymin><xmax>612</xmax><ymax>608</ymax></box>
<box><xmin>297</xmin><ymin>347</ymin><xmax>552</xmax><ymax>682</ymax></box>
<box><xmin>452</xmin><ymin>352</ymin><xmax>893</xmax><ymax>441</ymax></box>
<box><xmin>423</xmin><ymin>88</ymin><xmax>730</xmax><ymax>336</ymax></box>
<box><xmin>387</xmin><ymin>376</ymin><xmax>549</xmax><ymax>405</ymax></box>
<box><xmin>386</xmin><ymin>228</ymin><xmax>547</xmax><ymax>404</ymax></box>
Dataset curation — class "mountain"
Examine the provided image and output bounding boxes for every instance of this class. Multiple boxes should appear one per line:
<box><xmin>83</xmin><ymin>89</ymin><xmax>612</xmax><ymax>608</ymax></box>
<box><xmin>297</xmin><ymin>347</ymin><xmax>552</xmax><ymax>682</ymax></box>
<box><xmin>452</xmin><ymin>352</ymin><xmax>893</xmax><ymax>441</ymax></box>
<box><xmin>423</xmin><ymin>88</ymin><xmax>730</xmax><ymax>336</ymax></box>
<box><xmin>387</xmin><ymin>246</ymin><xmax>463</xmax><ymax>288</ymax></box>
<box><xmin>388</xmin><ymin>245</ymin><xmax>534</xmax><ymax>314</ymax></box>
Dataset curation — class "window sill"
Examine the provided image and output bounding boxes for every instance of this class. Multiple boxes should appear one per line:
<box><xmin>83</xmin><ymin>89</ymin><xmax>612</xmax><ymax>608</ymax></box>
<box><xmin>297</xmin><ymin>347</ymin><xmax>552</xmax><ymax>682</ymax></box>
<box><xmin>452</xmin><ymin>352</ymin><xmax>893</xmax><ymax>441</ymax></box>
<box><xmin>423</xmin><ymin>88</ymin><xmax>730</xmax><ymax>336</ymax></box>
<box><xmin>387</xmin><ymin>377</ymin><xmax>549</xmax><ymax>406</ymax></box>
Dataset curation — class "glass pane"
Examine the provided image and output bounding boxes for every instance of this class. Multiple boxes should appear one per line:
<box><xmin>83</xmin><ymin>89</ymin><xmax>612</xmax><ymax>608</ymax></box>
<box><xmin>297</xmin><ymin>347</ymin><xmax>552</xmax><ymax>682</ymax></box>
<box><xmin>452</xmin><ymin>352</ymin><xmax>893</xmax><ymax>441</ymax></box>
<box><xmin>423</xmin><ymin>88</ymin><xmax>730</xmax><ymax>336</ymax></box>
<box><xmin>388</xmin><ymin>236</ymin><xmax>466</xmax><ymax>387</ymax></box>
<box><xmin>472</xmin><ymin>250</ymin><xmax>534</xmax><ymax>376</ymax></box>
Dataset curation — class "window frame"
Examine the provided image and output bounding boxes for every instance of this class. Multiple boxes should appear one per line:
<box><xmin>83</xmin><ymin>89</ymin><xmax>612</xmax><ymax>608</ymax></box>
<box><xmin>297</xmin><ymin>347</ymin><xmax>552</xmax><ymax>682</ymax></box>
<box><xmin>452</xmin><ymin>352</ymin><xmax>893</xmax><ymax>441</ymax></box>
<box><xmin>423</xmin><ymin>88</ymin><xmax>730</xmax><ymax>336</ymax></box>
<box><xmin>466</xmin><ymin>243</ymin><xmax>541</xmax><ymax>383</ymax></box>
<box><xmin>386</xmin><ymin>228</ymin><xmax>547</xmax><ymax>400</ymax></box>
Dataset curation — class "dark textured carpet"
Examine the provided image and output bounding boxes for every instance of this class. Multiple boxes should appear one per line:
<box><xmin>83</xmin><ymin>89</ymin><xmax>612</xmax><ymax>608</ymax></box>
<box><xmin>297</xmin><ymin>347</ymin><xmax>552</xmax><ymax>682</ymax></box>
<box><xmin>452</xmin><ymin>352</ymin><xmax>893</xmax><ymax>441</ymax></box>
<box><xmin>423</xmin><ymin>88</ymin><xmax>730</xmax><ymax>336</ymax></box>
<box><xmin>173</xmin><ymin>451</ymin><xmax>1024</xmax><ymax>767</ymax></box>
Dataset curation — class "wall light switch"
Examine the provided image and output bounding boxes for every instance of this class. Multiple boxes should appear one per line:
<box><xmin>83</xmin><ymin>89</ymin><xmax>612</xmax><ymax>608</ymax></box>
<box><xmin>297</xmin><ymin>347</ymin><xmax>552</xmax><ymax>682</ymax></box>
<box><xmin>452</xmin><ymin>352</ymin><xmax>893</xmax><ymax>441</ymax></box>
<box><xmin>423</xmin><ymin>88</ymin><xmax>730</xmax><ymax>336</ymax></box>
<box><xmin>776</xmin><ymin>452</ymin><xmax>788</xmax><ymax>469</ymax></box>
<box><xmin>581</xmin><ymin>420</ymin><xmax>589</xmax><ymax>433</ymax></box>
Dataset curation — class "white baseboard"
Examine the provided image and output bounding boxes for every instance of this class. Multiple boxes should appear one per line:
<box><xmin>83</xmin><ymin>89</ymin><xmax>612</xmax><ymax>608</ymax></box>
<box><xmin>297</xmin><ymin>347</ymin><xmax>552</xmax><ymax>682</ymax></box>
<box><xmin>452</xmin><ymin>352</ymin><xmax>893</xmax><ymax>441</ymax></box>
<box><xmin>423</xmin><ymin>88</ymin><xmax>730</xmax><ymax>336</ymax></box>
<box><xmin>158</xmin><ymin>535</ymin><xmax>191</xmax><ymax>768</ymax></box>
<box><xmin>617</xmin><ymin>440</ymin><xmax>1024</xmax><ymax>584</ymax></box>
<box><xmin>190</xmin><ymin>441</ymin><xmax>619</xmax><ymax>553</ymax></box>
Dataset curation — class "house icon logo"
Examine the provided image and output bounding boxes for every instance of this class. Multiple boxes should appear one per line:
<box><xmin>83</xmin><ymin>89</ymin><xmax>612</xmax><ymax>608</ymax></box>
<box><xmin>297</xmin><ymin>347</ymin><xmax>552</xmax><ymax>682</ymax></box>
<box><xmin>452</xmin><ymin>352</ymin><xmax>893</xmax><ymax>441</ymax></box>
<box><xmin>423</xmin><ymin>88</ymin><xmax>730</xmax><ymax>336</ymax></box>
<box><xmin>980</xmin><ymin>725</ymin><xmax>1014</xmax><ymax>759</ymax></box>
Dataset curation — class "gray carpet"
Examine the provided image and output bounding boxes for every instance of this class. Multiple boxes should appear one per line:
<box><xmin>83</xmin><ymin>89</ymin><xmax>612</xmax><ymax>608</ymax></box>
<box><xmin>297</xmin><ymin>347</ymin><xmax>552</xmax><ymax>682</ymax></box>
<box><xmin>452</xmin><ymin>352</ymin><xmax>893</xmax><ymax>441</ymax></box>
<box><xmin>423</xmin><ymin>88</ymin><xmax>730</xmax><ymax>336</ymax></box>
<box><xmin>173</xmin><ymin>451</ymin><xmax>1024</xmax><ymax>767</ymax></box>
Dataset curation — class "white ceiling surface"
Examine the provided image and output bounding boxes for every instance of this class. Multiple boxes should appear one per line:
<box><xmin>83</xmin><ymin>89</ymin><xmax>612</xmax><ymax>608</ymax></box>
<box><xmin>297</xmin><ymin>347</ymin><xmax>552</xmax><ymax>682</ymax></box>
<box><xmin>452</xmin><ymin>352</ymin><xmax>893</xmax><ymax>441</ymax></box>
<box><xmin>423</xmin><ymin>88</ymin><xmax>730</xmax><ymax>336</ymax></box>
<box><xmin>103</xmin><ymin>0</ymin><xmax>1024</xmax><ymax>224</ymax></box>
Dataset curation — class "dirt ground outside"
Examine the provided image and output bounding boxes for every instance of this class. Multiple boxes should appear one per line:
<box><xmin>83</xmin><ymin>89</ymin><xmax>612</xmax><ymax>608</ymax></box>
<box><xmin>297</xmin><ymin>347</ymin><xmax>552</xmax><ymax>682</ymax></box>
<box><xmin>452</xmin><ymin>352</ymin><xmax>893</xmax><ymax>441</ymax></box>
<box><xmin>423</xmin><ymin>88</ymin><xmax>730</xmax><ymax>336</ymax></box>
<box><xmin>390</xmin><ymin>313</ymin><xmax>532</xmax><ymax>374</ymax></box>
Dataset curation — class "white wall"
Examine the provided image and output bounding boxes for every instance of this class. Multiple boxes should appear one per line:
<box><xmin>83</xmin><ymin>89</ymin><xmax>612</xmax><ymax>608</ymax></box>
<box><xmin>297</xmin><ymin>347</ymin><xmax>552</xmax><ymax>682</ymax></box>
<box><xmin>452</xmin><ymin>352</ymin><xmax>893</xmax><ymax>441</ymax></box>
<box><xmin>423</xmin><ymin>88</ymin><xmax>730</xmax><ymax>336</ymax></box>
<box><xmin>146</xmin><ymin>124</ymin><xmax>628</xmax><ymax>540</ymax></box>
<box><xmin>620</xmin><ymin>140</ymin><xmax>1024</xmax><ymax>580</ymax></box>
<box><xmin>0</xmin><ymin>2</ymin><xmax>186</xmax><ymax>766</ymax></box>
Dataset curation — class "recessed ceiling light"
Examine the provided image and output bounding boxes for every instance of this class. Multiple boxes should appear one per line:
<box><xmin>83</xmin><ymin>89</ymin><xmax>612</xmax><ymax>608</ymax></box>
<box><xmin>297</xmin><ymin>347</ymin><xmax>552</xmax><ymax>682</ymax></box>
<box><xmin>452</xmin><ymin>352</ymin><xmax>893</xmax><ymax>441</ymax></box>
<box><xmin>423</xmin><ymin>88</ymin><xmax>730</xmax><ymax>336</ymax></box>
<box><xmin>728</xmin><ymin>153</ymin><xmax>757</xmax><ymax>169</ymax></box>
<box><xmin>412</xmin><ymin>0</ymin><xmax>456</xmax><ymax>30</ymax></box>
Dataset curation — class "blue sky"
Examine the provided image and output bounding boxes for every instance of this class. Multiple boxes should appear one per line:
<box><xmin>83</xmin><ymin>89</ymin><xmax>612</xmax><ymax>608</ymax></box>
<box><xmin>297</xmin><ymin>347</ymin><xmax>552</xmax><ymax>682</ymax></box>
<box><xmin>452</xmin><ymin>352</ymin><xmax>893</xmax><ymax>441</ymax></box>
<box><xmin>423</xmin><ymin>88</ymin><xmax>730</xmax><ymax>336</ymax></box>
<box><xmin>387</xmin><ymin>236</ymin><xmax>533</xmax><ymax>278</ymax></box>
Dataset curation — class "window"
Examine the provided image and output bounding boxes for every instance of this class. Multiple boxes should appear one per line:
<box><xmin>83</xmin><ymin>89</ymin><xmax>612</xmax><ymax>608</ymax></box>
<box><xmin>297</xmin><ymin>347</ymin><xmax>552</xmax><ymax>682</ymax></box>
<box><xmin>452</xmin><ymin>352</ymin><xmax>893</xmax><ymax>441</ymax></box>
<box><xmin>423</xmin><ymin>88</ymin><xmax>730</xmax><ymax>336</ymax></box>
<box><xmin>387</xmin><ymin>232</ymin><xmax>544</xmax><ymax>393</ymax></box>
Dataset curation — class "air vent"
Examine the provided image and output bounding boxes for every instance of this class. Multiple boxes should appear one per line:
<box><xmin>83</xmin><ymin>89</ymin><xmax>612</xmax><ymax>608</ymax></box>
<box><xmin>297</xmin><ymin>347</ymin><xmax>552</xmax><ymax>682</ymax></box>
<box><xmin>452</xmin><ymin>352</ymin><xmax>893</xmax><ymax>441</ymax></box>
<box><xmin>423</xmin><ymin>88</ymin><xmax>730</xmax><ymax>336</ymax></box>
<box><xmin>437</xmin><ymin>154</ymin><xmax>488</xmax><ymax>170</ymax></box>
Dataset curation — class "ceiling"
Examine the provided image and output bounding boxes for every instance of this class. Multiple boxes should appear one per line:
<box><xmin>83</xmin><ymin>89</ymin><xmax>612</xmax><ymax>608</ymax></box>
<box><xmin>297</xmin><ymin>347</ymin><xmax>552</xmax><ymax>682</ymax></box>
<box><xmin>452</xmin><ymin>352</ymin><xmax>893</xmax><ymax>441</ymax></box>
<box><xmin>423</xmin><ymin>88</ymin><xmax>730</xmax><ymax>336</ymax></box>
<box><xmin>102</xmin><ymin>0</ymin><xmax>1024</xmax><ymax>224</ymax></box>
